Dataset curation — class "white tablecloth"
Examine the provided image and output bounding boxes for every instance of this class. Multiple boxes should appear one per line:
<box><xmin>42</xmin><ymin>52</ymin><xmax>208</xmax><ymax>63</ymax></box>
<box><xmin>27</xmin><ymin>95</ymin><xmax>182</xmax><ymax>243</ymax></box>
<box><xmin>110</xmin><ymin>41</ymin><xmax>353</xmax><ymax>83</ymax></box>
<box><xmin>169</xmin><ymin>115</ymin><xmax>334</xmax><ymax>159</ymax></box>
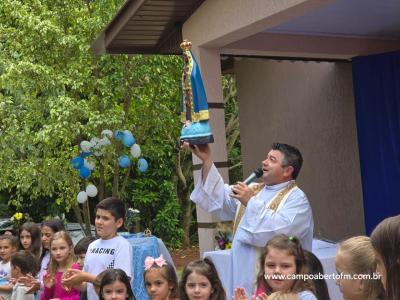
<box><xmin>204</xmin><ymin>239</ymin><xmax>344</xmax><ymax>300</ymax></box>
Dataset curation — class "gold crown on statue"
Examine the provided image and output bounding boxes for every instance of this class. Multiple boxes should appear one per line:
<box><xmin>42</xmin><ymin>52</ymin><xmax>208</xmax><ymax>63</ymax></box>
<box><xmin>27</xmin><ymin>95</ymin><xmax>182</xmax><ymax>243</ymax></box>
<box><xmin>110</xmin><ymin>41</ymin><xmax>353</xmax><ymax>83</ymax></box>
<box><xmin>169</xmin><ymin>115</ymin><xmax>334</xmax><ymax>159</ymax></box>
<box><xmin>180</xmin><ymin>40</ymin><xmax>192</xmax><ymax>51</ymax></box>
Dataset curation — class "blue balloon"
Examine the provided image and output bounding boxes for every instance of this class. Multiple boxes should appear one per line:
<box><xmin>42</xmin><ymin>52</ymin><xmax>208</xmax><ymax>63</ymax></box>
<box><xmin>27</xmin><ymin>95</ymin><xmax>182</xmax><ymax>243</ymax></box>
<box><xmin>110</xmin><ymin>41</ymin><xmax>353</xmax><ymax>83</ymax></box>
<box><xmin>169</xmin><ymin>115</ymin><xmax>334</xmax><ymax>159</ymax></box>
<box><xmin>122</xmin><ymin>134</ymin><xmax>135</xmax><ymax>147</ymax></box>
<box><xmin>138</xmin><ymin>158</ymin><xmax>148</xmax><ymax>173</ymax></box>
<box><xmin>114</xmin><ymin>130</ymin><xmax>124</xmax><ymax>141</ymax></box>
<box><xmin>118</xmin><ymin>155</ymin><xmax>131</xmax><ymax>168</ymax></box>
<box><xmin>71</xmin><ymin>156</ymin><xmax>84</xmax><ymax>169</ymax></box>
<box><xmin>79</xmin><ymin>166</ymin><xmax>91</xmax><ymax>179</ymax></box>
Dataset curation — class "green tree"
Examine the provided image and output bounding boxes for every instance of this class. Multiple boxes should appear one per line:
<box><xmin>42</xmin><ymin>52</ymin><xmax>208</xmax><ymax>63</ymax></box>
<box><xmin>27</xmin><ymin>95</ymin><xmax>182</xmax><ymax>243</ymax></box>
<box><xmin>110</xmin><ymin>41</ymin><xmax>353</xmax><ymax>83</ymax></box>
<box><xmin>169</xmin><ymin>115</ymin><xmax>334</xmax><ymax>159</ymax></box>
<box><xmin>0</xmin><ymin>0</ymin><xmax>185</xmax><ymax>246</ymax></box>
<box><xmin>0</xmin><ymin>0</ymin><xmax>242</xmax><ymax>248</ymax></box>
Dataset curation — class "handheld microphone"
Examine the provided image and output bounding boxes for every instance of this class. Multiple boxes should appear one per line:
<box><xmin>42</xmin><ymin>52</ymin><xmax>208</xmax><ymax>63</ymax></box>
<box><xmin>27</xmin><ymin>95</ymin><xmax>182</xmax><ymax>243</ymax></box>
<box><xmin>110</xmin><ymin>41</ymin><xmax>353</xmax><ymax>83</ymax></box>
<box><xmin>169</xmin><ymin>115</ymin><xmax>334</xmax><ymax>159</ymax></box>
<box><xmin>243</xmin><ymin>168</ymin><xmax>264</xmax><ymax>185</ymax></box>
<box><xmin>232</xmin><ymin>168</ymin><xmax>263</xmax><ymax>194</ymax></box>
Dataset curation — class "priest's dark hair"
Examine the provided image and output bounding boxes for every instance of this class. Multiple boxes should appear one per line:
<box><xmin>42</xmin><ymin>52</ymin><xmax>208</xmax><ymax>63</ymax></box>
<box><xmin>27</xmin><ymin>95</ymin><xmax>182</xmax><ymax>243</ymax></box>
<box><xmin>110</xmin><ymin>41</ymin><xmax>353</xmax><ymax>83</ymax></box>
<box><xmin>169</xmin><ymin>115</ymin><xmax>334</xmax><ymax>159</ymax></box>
<box><xmin>271</xmin><ymin>143</ymin><xmax>303</xmax><ymax>179</ymax></box>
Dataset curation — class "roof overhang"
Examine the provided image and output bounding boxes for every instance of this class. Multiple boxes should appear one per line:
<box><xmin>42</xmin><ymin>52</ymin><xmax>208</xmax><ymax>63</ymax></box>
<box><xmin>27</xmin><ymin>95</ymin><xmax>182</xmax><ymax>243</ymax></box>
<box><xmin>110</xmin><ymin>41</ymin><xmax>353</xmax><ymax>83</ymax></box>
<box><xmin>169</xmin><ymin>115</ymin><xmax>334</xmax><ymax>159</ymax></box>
<box><xmin>91</xmin><ymin>0</ymin><xmax>205</xmax><ymax>55</ymax></box>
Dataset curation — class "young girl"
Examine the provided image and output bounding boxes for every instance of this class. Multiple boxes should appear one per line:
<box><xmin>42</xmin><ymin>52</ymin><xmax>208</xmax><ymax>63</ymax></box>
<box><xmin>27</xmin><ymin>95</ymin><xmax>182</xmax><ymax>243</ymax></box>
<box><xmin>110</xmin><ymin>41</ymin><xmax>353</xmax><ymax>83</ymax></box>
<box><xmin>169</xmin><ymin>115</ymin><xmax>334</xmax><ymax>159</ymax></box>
<box><xmin>18</xmin><ymin>222</ymin><xmax>41</xmax><ymax>263</ymax></box>
<box><xmin>41</xmin><ymin>231</ymin><xmax>80</xmax><ymax>300</ymax></box>
<box><xmin>143</xmin><ymin>255</ymin><xmax>179</xmax><ymax>300</ymax></box>
<box><xmin>371</xmin><ymin>215</ymin><xmax>400</xmax><ymax>300</ymax></box>
<box><xmin>37</xmin><ymin>219</ymin><xmax>65</xmax><ymax>290</ymax></box>
<box><xmin>179</xmin><ymin>258</ymin><xmax>226</xmax><ymax>300</ymax></box>
<box><xmin>335</xmin><ymin>236</ymin><xmax>383</xmax><ymax>300</ymax></box>
<box><xmin>254</xmin><ymin>234</ymin><xmax>316</xmax><ymax>300</ymax></box>
<box><xmin>99</xmin><ymin>269</ymin><xmax>135</xmax><ymax>300</ymax></box>
<box><xmin>0</xmin><ymin>235</ymin><xmax>17</xmax><ymax>299</ymax></box>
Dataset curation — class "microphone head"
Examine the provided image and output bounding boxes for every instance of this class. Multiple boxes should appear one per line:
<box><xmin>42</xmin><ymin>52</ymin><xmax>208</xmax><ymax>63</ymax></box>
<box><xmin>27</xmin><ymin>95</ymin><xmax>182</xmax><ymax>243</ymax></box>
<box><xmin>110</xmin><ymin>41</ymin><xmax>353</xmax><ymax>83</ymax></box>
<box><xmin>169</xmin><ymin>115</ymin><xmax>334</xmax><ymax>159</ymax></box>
<box><xmin>254</xmin><ymin>168</ymin><xmax>263</xmax><ymax>178</ymax></box>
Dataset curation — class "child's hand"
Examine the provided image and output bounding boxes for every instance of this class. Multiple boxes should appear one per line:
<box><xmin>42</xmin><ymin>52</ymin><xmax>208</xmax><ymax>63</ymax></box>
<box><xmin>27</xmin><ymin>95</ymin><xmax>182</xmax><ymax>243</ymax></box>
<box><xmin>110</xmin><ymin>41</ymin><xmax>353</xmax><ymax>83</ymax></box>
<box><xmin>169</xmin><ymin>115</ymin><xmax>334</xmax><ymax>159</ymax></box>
<box><xmin>256</xmin><ymin>293</ymin><xmax>268</xmax><ymax>300</ymax></box>
<box><xmin>17</xmin><ymin>275</ymin><xmax>33</xmax><ymax>286</ymax></box>
<box><xmin>61</xmin><ymin>269</ymin><xmax>83</xmax><ymax>286</ymax></box>
<box><xmin>17</xmin><ymin>275</ymin><xmax>40</xmax><ymax>294</ymax></box>
<box><xmin>8</xmin><ymin>278</ymin><xmax>17</xmax><ymax>285</ymax></box>
<box><xmin>43</xmin><ymin>274</ymin><xmax>55</xmax><ymax>289</ymax></box>
<box><xmin>233</xmin><ymin>288</ymin><xmax>249</xmax><ymax>300</ymax></box>
<box><xmin>61</xmin><ymin>272</ymin><xmax>73</xmax><ymax>292</ymax></box>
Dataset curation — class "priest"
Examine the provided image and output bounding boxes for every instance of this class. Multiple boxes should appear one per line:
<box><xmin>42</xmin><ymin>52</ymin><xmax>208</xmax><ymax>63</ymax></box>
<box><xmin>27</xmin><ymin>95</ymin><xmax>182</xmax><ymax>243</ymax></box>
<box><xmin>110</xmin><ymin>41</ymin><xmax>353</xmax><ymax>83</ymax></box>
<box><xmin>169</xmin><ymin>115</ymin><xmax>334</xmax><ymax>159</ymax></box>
<box><xmin>183</xmin><ymin>142</ymin><xmax>314</xmax><ymax>298</ymax></box>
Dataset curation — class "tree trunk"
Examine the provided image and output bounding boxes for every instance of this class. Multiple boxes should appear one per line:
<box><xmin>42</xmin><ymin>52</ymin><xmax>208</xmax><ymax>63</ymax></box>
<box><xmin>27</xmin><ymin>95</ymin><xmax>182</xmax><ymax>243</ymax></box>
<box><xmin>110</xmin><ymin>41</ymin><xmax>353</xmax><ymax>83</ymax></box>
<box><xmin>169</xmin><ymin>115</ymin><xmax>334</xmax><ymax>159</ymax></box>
<box><xmin>179</xmin><ymin>186</ymin><xmax>192</xmax><ymax>248</ymax></box>
<box><xmin>175</xmin><ymin>150</ymin><xmax>194</xmax><ymax>248</ymax></box>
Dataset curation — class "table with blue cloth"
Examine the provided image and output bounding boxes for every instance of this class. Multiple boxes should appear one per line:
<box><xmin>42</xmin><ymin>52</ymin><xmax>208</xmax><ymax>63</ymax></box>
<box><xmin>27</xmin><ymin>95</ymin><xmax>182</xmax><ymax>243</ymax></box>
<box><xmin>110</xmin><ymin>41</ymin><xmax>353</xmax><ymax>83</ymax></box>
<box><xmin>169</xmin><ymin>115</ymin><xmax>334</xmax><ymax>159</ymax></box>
<box><xmin>120</xmin><ymin>233</ymin><xmax>174</xmax><ymax>300</ymax></box>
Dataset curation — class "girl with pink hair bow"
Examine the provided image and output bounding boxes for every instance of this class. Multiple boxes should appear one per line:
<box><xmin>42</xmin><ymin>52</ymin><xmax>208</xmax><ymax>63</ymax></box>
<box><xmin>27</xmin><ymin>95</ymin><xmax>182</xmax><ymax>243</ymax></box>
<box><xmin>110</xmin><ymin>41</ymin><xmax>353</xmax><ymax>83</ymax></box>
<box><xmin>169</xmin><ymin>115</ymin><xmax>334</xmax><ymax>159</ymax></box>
<box><xmin>143</xmin><ymin>255</ymin><xmax>179</xmax><ymax>300</ymax></box>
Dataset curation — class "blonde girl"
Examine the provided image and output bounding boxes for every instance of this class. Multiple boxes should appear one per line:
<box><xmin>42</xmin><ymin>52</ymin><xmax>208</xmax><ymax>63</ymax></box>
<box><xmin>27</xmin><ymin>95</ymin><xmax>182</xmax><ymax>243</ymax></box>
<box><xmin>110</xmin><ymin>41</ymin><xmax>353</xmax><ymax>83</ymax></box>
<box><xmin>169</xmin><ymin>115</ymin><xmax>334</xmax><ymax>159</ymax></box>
<box><xmin>335</xmin><ymin>236</ymin><xmax>383</xmax><ymax>300</ymax></box>
<box><xmin>41</xmin><ymin>231</ymin><xmax>80</xmax><ymax>300</ymax></box>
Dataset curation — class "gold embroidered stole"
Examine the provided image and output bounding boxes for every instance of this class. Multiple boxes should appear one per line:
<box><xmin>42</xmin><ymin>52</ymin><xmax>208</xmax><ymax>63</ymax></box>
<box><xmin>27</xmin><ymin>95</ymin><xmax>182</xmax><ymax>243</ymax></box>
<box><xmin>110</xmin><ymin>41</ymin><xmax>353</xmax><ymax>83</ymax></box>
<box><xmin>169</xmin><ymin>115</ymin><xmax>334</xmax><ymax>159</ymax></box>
<box><xmin>232</xmin><ymin>181</ymin><xmax>297</xmax><ymax>236</ymax></box>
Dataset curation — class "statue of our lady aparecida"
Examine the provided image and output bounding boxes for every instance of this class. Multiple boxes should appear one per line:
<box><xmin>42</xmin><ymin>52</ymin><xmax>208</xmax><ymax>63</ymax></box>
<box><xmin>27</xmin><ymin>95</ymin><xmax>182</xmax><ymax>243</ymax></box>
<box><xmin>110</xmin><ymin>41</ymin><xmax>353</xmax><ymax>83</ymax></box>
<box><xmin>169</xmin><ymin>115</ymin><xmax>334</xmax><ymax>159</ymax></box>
<box><xmin>179</xmin><ymin>40</ymin><xmax>214</xmax><ymax>145</ymax></box>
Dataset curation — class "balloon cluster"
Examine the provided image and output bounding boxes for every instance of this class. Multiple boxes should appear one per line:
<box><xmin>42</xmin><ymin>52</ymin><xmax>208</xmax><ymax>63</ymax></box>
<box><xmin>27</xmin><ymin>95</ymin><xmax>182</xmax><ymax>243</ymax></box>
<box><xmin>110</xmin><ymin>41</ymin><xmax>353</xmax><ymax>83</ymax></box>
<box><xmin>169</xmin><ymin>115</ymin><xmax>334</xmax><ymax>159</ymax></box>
<box><xmin>71</xmin><ymin>129</ymin><xmax>149</xmax><ymax>204</ymax></box>
<box><xmin>77</xmin><ymin>184</ymin><xmax>98</xmax><ymax>204</ymax></box>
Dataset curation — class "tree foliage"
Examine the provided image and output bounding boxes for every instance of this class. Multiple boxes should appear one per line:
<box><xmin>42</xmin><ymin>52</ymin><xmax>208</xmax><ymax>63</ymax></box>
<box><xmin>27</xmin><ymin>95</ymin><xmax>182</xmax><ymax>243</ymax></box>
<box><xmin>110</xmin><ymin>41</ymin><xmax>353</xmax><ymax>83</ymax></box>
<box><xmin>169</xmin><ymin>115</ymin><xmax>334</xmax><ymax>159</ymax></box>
<box><xmin>0</xmin><ymin>0</ymin><xmax>186</xmax><ymax>246</ymax></box>
<box><xmin>0</xmin><ymin>0</ymin><xmax>242</xmax><ymax>248</ymax></box>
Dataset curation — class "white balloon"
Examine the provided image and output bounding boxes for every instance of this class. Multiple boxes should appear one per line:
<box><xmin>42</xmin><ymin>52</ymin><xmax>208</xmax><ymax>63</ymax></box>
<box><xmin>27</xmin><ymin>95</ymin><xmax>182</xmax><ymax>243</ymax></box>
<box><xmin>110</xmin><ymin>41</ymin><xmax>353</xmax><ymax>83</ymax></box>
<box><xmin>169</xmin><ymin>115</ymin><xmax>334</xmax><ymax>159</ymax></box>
<box><xmin>77</xmin><ymin>191</ymin><xmax>88</xmax><ymax>204</ymax></box>
<box><xmin>84</xmin><ymin>159</ymin><xmax>95</xmax><ymax>170</ymax></box>
<box><xmin>101</xmin><ymin>129</ymin><xmax>113</xmax><ymax>138</ymax></box>
<box><xmin>86</xmin><ymin>184</ymin><xmax>98</xmax><ymax>197</ymax></box>
<box><xmin>130</xmin><ymin>144</ymin><xmax>141</xmax><ymax>158</ymax></box>
<box><xmin>97</xmin><ymin>137</ymin><xmax>111</xmax><ymax>148</ymax></box>
<box><xmin>80</xmin><ymin>141</ymin><xmax>92</xmax><ymax>152</ymax></box>
<box><xmin>93</xmin><ymin>150</ymin><xmax>103</xmax><ymax>157</ymax></box>
<box><xmin>90</xmin><ymin>137</ymin><xmax>100</xmax><ymax>148</ymax></box>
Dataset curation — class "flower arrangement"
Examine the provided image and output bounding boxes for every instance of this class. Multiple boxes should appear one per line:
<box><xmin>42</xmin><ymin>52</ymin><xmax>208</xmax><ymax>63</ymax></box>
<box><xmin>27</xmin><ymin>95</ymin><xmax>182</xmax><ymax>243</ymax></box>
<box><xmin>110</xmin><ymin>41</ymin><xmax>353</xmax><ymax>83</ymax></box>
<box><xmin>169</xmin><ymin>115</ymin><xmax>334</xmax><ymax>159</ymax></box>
<box><xmin>126</xmin><ymin>208</ymin><xmax>141</xmax><ymax>233</ymax></box>
<box><xmin>215</xmin><ymin>231</ymin><xmax>232</xmax><ymax>250</ymax></box>
<box><xmin>10</xmin><ymin>212</ymin><xmax>30</xmax><ymax>231</ymax></box>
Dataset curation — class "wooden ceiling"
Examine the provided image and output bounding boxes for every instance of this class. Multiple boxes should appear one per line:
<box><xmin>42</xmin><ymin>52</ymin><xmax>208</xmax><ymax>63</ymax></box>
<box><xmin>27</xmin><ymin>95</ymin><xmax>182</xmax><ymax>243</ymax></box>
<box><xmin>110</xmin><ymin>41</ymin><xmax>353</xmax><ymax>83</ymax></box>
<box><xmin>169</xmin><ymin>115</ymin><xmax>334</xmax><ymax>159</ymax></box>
<box><xmin>92</xmin><ymin>0</ymin><xmax>206</xmax><ymax>55</ymax></box>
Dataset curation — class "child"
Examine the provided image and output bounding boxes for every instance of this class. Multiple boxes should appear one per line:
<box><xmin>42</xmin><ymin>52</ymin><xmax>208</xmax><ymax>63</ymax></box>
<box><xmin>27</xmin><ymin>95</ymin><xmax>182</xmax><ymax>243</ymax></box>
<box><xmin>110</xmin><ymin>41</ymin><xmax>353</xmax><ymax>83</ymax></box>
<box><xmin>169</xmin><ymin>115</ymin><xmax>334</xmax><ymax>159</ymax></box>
<box><xmin>371</xmin><ymin>215</ymin><xmax>400</xmax><ymax>300</ymax></box>
<box><xmin>93</xmin><ymin>270</ymin><xmax>108</xmax><ymax>297</ymax></box>
<box><xmin>0</xmin><ymin>236</ymin><xmax>17</xmax><ymax>300</ymax></box>
<box><xmin>10</xmin><ymin>250</ymin><xmax>37</xmax><ymax>300</ymax></box>
<box><xmin>304</xmin><ymin>250</ymin><xmax>330</xmax><ymax>300</ymax></box>
<box><xmin>253</xmin><ymin>235</ymin><xmax>316</xmax><ymax>300</ymax></box>
<box><xmin>74</xmin><ymin>236</ymin><xmax>97</xmax><ymax>300</ymax></box>
<box><xmin>18</xmin><ymin>222</ymin><xmax>41</xmax><ymax>263</ymax></box>
<box><xmin>179</xmin><ymin>258</ymin><xmax>225</xmax><ymax>300</ymax></box>
<box><xmin>143</xmin><ymin>255</ymin><xmax>179</xmax><ymax>300</ymax></box>
<box><xmin>62</xmin><ymin>197</ymin><xmax>132</xmax><ymax>300</ymax></box>
<box><xmin>74</xmin><ymin>236</ymin><xmax>97</xmax><ymax>270</ymax></box>
<box><xmin>99</xmin><ymin>269</ymin><xmax>135</xmax><ymax>300</ymax></box>
<box><xmin>35</xmin><ymin>219</ymin><xmax>66</xmax><ymax>294</ymax></box>
<box><xmin>41</xmin><ymin>231</ymin><xmax>80</xmax><ymax>300</ymax></box>
<box><xmin>335</xmin><ymin>236</ymin><xmax>383</xmax><ymax>300</ymax></box>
